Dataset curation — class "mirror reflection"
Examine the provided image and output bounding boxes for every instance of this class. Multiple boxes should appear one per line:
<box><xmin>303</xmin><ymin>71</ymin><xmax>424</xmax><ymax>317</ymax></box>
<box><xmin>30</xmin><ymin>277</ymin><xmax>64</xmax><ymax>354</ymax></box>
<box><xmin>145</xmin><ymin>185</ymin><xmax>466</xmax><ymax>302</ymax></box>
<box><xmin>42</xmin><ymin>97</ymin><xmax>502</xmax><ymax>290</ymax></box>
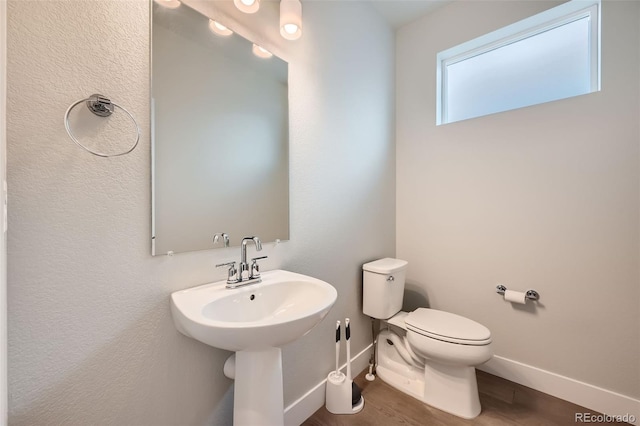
<box><xmin>152</xmin><ymin>2</ymin><xmax>290</xmax><ymax>255</ymax></box>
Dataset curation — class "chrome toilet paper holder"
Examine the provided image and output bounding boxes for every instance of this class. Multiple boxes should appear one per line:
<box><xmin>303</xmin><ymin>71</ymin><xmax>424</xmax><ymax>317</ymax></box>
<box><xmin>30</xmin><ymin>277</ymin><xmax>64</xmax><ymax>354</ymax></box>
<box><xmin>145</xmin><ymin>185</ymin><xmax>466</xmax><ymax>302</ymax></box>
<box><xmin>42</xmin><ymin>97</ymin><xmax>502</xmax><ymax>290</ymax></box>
<box><xmin>496</xmin><ymin>285</ymin><xmax>539</xmax><ymax>301</ymax></box>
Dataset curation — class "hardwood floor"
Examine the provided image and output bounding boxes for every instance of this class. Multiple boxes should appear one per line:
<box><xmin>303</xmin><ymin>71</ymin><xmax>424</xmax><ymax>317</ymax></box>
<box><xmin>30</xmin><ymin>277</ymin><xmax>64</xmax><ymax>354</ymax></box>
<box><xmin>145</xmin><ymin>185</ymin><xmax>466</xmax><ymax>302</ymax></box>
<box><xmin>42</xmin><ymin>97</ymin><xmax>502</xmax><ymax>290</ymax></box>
<box><xmin>303</xmin><ymin>369</ymin><xmax>631</xmax><ymax>426</ymax></box>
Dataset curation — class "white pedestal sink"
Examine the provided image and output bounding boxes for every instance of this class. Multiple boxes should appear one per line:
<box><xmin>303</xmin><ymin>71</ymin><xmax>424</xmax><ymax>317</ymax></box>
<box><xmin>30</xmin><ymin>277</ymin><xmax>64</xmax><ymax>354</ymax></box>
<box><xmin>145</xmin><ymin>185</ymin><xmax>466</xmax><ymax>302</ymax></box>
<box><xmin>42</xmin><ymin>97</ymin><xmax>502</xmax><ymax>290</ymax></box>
<box><xmin>170</xmin><ymin>270</ymin><xmax>337</xmax><ymax>426</ymax></box>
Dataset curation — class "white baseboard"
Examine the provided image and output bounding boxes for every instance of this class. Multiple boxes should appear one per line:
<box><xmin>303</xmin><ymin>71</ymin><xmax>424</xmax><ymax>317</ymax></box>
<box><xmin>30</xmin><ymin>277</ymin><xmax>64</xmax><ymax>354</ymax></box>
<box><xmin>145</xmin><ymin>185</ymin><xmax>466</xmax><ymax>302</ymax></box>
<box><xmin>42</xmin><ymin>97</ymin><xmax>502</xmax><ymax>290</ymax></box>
<box><xmin>478</xmin><ymin>355</ymin><xmax>640</xmax><ymax>425</ymax></box>
<box><xmin>284</xmin><ymin>350</ymin><xmax>640</xmax><ymax>426</ymax></box>
<box><xmin>284</xmin><ymin>344</ymin><xmax>373</xmax><ymax>426</ymax></box>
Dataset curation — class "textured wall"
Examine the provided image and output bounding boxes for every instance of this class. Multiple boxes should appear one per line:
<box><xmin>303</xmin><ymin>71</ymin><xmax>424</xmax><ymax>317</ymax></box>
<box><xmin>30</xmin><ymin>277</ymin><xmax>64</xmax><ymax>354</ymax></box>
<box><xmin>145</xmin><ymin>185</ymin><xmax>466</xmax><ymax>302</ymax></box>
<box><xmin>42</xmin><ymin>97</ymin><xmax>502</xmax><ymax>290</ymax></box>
<box><xmin>396</xmin><ymin>0</ymin><xmax>640</xmax><ymax>398</ymax></box>
<box><xmin>7</xmin><ymin>0</ymin><xmax>394</xmax><ymax>424</ymax></box>
<box><xmin>0</xmin><ymin>1</ymin><xmax>6</xmax><ymax>423</ymax></box>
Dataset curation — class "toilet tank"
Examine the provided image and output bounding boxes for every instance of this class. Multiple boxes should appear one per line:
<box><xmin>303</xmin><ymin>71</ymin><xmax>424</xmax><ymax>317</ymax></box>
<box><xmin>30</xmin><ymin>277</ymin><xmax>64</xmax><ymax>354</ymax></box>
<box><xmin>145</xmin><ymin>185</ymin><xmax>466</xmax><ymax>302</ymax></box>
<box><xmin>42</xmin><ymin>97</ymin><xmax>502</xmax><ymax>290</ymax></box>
<box><xmin>362</xmin><ymin>258</ymin><xmax>408</xmax><ymax>319</ymax></box>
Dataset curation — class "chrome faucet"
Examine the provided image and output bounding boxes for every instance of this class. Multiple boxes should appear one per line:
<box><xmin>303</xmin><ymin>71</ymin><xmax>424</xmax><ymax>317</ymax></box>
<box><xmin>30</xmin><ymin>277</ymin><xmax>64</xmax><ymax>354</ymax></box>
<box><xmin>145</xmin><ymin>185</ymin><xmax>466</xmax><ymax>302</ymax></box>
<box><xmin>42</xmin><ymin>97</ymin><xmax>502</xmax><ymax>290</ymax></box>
<box><xmin>240</xmin><ymin>236</ymin><xmax>262</xmax><ymax>279</ymax></box>
<box><xmin>216</xmin><ymin>236</ymin><xmax>267</xmax><ymax>288</ymax></box>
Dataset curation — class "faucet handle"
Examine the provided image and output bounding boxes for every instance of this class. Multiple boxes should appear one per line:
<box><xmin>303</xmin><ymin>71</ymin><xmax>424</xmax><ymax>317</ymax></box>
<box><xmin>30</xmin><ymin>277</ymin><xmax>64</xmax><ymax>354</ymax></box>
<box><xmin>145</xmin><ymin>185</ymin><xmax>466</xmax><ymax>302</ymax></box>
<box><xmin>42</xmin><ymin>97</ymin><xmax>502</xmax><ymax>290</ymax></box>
<box><xmin>250</xmin><ymin>256</ymin><xmax>268</xmax><ymax>279</ymax></box>
<box><xmin>216</xmin><ymin>261</ymin><xmax>238</xmax><ymax>283</ymax></box>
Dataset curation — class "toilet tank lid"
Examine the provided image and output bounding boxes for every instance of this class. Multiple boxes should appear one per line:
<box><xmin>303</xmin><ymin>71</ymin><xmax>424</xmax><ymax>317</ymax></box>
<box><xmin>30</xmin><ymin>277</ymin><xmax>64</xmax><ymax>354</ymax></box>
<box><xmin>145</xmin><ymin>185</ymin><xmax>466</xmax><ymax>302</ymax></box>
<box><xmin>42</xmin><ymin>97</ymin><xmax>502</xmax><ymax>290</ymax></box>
<box><xmin>363</xmin><ymin>258</ymin><xmax>408</xmax><ymax>274</ymax></box>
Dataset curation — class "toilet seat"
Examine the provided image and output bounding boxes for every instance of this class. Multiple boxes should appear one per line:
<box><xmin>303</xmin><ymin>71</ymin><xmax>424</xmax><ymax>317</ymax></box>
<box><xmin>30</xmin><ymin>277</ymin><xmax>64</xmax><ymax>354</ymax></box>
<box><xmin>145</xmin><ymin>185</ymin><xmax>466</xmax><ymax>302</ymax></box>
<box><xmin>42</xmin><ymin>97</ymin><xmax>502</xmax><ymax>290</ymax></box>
<box><xmin>405</xmin><ymin>308</ymin><xmax>491</xmax><ymax>346</ymax></box>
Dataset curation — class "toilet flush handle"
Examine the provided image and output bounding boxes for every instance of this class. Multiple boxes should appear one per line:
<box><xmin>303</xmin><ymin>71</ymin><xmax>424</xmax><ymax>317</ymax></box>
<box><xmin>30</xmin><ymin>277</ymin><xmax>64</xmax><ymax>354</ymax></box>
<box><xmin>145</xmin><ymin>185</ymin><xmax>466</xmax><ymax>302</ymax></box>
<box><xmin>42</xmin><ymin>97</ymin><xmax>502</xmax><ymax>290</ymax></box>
<box><xmin>387</xmin><ymin>275</ymin><xmax>395</xmax><ymax>282</ymax></box>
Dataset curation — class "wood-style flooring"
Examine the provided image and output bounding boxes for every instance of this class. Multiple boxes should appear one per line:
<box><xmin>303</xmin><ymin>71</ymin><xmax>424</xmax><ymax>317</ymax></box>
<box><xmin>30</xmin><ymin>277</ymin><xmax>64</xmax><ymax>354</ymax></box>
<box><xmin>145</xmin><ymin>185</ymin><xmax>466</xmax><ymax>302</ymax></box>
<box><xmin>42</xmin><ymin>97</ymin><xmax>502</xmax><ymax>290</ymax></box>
<box><xmin>303</xmin><ymin>369</ymin><xmax>631</xmax><ymax>426</ymax></box>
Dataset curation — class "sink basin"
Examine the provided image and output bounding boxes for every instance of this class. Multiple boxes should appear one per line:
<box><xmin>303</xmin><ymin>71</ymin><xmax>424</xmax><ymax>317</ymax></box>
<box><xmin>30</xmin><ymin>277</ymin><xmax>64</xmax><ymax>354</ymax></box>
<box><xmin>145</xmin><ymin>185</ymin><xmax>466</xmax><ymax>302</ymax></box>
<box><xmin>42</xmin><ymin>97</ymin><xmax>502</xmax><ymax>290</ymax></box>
<box><xmin>171</xmin><ymin>269</ymin><xmax>337</xmax><ymax>351</ymax></box>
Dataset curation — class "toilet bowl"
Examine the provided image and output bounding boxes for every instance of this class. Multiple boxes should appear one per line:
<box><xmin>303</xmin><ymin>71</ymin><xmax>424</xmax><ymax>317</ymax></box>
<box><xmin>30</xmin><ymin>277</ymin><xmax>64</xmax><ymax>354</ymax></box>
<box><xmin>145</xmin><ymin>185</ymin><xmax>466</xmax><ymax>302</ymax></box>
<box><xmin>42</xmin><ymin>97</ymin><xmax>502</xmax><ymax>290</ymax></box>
<box><xmin>363</xmin><ymin>258</ymin><xmax>493</xmax><ymax>419</ymax></box>
<box><xmin>405</xmin><ymin>308</ymin><xmax>492</xmax><ymax>366</ymax></box>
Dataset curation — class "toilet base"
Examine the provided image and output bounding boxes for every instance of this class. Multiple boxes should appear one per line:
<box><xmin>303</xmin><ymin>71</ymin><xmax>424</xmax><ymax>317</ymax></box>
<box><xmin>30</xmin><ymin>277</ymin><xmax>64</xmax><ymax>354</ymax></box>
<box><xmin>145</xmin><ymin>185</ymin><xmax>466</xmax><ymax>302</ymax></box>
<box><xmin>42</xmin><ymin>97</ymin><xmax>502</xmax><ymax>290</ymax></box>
<box><xmin>422</xmin><ymin>362</ymin><xmax>481</xmax><ymax>419</ymax></box>
<box><xmin>376</xmin><ymin>330</ymin><xmax>482</xmax><ymax>419</ymax></box>
<box><xmin>376</xmin><ymin>364</ymin><xmax>424</xmax><ymax>399</ymax></box>
<box><xmin>376</xmin><ymin>330</ymin><xmax>424</xmax><ymax>395</ymax></box>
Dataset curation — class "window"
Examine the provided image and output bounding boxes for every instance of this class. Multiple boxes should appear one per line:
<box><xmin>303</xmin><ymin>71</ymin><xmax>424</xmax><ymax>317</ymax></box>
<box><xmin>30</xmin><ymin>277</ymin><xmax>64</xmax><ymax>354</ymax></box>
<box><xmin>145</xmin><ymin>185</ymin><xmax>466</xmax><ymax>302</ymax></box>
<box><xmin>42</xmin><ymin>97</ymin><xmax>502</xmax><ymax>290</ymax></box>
<box><xmin>436</xmin><ymin>0</ymin><xmax>600</xmax><ymax>125</ymax></box>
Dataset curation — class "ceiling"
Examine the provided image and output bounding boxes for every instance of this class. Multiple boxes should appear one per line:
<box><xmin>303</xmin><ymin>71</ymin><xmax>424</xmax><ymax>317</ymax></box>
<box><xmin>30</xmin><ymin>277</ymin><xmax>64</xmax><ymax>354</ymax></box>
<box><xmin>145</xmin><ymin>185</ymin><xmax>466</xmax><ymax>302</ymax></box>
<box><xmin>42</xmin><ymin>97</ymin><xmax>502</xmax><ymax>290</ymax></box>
<box><xmin>368</xmin><ymin>0</ymin><xmax>451</xmax><ymax>29</ymax></box>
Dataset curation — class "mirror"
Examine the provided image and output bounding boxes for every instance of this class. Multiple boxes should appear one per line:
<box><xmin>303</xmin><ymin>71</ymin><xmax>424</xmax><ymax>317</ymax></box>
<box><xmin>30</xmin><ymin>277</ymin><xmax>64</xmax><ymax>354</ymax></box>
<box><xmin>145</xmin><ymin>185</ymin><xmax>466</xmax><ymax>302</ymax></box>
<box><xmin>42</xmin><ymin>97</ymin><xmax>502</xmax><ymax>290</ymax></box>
<box><xmin>151</xmin><ymin>1</ymin><xmax>289</xmax><ymax>255</ymax></box>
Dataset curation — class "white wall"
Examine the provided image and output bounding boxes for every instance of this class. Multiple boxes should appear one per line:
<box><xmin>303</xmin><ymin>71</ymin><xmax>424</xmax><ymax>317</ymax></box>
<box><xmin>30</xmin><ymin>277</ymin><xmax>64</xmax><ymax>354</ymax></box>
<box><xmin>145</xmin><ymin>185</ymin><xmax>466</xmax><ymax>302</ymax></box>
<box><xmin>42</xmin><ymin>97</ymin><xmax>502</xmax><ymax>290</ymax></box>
<box><xmin>0</xmin><ymin>0</ymin><xmax>6</xmax><ymax>424</ymax></box>
<box><xmin>397</xmin><ymin>0</ymin><xmax>639</xmax><ymax>399</ymax></box>
<box><xmin>7</xmin><ymin>1</ymin><xmax>394</xmax><ymax>424</ymax></box>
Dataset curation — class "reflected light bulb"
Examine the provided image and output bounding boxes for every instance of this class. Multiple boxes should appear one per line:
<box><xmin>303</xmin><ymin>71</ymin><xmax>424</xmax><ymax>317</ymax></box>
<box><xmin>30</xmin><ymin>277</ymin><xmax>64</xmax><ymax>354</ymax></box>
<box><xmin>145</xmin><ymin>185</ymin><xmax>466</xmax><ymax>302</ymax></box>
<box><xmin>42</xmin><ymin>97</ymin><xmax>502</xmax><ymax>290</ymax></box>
<box><xmin>241</xmin><ymin>0</ymin><xmax>255</xmax><ymax>6</ymax></box>
<box><xmin>154</xmin><ymin>0</ymin><xmax>181</xmax><ymax>9</ymax></box>
<box><xmin>252</xmin><ymin>44</ymin><xmax>273</xmax><ymax>59</ymax></box>
<box><xmin>209</xmin><ymin>20</ymin><xmax>233</xmax><ymax>36</ymax></box>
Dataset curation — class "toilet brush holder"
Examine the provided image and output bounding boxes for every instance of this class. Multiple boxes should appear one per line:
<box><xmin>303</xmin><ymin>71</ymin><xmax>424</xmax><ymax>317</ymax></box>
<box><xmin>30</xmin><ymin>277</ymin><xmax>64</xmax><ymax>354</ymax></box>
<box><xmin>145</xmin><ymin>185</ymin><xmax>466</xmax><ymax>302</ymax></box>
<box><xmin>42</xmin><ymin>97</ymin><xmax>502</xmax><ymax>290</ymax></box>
<box><xmin>325</xmin><ymin>372</ymin><xmax>364</xmax><ymax>415</ymax></box>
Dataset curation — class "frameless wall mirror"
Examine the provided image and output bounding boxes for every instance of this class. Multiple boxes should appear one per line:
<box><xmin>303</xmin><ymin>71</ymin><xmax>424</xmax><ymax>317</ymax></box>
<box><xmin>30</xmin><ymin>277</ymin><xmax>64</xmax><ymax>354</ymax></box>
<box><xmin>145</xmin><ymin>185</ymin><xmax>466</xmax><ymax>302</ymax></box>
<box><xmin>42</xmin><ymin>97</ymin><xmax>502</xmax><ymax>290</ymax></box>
<box><xmin>151</xmin><ymin>1</ymin><xmax>290</xmax><ymax>255</ymax></box>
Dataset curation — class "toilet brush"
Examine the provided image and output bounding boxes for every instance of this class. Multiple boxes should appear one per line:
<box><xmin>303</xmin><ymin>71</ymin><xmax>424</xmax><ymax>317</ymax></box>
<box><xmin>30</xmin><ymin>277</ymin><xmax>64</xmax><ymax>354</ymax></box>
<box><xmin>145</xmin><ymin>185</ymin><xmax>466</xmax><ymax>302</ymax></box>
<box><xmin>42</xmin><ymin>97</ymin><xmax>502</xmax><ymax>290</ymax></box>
<box><xmin>345</xmin><ymin>319</ymin><xmax>351</xmax><ymax>380</ymax></box>
<box><xmin>330</xmin><ymin>320</ymin><xmax>343</xmax><ymax>380</ymax></box>
<box><xmin>325</xmin><ymin>319</ymin><xmax>364</xmax><ymax>414</ymax></box>
<box><xmin>345</xmin><ymin>319</ymin><xmax>362</xmax><ymax>406</ymax></box>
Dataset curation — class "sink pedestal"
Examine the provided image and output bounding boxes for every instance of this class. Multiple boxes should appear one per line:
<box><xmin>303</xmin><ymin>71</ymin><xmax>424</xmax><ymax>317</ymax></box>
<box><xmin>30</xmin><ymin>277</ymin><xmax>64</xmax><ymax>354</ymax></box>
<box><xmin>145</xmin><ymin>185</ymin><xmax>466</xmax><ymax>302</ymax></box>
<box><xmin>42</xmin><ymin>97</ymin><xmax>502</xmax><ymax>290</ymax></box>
<box><xmin>234</xmin><ymin>348</ymin><xmax>284</xmax><ymax>426</ymax></box>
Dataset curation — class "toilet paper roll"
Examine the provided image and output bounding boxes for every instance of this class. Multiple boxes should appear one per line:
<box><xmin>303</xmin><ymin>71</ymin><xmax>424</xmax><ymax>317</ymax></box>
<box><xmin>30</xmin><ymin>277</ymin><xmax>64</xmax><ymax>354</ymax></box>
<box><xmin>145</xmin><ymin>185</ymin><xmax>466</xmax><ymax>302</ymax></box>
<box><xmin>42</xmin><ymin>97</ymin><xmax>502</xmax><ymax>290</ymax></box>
<box><xmin>504</xmin><ymin>290</ymin><xmax>527</xmax><ymax>304</ymax></box>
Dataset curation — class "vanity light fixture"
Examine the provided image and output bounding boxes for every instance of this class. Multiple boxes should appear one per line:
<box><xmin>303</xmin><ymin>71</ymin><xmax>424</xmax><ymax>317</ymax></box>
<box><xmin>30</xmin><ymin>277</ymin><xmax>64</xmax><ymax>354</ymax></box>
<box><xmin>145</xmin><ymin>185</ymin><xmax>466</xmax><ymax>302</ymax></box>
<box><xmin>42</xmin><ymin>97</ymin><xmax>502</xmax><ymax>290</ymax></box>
<box><xmin>252</xmin><ymin>44</ymin><xmax>273</xmax><ymax>59</ymax></box>
<box><xmin>280</xmin><ymin>0</ymin><xmax>302</xmax><ymax>40</ymax></box>
<box><xmin>234</xmin><ymin>0</ymin><xmax>260</xmax><ymax>14</ymax></box>
<box><xmin>209</xmin><ymin>20</ymin><xmax>233</xmax><ymax>36</ymax></box>
<box><xmin>154</xmin><ymin>0</ymin><xmax>181</xmax><ymax>9</ymax></box>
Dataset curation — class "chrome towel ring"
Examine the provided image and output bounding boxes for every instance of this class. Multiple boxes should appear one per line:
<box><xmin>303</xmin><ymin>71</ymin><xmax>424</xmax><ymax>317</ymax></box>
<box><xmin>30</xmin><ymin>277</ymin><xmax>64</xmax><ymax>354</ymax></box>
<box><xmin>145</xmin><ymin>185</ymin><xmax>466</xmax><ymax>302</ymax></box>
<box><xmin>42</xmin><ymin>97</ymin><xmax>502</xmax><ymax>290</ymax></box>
<box><xmin>64</xmin><ymin>94</ymin><xmax>140</xmax><ymax>158</ymax></box>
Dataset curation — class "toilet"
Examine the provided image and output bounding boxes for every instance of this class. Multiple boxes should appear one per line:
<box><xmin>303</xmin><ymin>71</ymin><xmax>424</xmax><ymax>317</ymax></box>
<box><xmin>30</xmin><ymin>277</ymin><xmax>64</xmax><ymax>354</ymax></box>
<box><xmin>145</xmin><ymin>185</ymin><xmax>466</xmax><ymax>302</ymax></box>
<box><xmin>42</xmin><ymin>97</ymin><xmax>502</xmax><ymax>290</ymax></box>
<box><xmin>363</xmin><ymin>258</ymin><xmax>493</xmax><ymax>419</ymax></box>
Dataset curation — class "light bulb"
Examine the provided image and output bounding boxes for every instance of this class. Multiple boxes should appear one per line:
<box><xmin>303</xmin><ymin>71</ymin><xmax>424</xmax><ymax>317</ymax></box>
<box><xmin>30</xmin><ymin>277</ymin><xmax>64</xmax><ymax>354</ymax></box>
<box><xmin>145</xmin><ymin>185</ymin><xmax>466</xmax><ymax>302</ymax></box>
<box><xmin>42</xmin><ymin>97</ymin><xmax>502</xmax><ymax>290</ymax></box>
<box><xmin>280</xmin><ymin>0</ymin><xmax>302</xmax><ymax>40</ymax></box>
<box><xmin>252</xmin><ymin>44</ymin><xmax>273</xmax><ymax>59</ymax></box>
<box><xmin>234</xmin><ymin>0</ymin><xmax>260</xmax><ymax>14</ymax></box>
<box><xmin>209</xmin><ymin>20</ymin><xmax>233</xmax><ymax>36</ymax></box>
<box><xmin>283</xmin><ymin>24</ymin><xmax>298</xmax><ymax>35</ymax></box>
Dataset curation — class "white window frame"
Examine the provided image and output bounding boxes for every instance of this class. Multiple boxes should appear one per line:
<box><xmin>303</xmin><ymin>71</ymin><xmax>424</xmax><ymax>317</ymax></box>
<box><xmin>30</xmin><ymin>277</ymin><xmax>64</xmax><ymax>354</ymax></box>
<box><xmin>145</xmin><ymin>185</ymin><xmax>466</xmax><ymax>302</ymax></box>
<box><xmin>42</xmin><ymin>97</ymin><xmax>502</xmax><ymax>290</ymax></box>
<box><xmin>436</xmin><ymin>0</ymin><xmax>601</xmax><ymax>125</ymax></box>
